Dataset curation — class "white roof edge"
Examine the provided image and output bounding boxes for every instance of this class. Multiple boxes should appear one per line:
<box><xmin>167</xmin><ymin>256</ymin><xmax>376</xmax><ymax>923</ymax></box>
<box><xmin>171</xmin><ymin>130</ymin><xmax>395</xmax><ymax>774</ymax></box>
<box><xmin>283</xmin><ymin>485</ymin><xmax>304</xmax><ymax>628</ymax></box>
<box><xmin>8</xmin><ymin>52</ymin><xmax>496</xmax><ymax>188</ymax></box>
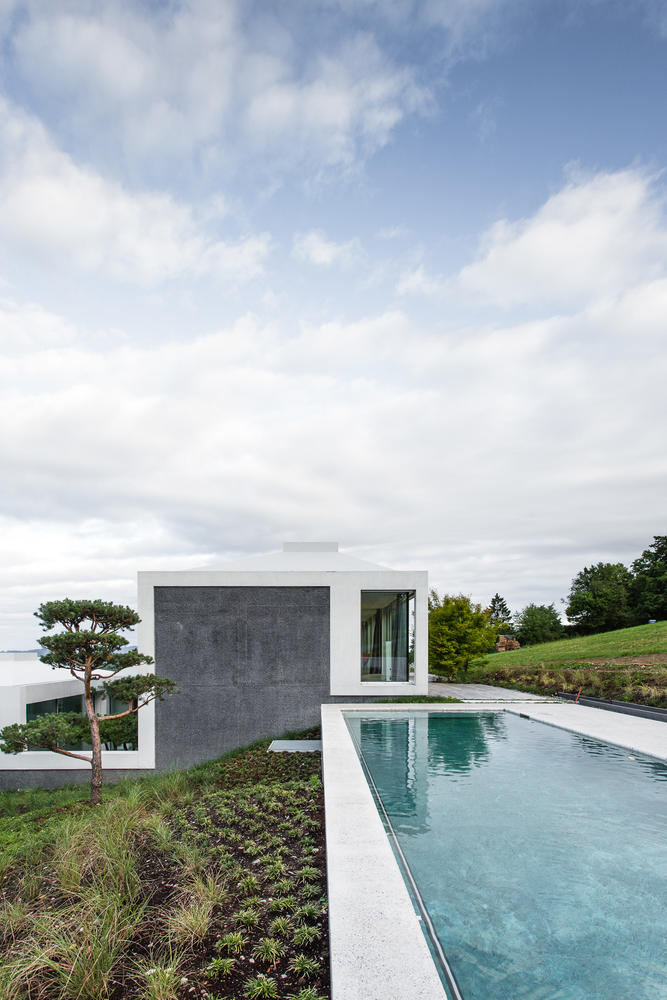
<box><xmin>138</xmin><ymin>544</ymin><xmax>429</xmax><ymax>575</ymax></box>
<box><xmin>191</xmin><ymin>549</ymin><xmax>392</xmax><ymax>572</ymax></box>
<box><xmin>137</xmin><ymin>545</ymin><xmax>428</xmax><ymax>574</ymax></box>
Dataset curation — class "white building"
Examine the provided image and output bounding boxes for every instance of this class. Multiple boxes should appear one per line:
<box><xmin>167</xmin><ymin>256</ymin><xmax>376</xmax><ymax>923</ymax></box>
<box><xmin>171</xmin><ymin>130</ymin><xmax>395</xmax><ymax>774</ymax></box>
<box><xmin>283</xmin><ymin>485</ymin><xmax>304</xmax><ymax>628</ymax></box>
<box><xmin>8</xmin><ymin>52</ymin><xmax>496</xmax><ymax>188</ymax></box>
<box><xmin>0</xmin><ymin>542</ymin><xmax>428</xmax><ymax>785</ymax></box>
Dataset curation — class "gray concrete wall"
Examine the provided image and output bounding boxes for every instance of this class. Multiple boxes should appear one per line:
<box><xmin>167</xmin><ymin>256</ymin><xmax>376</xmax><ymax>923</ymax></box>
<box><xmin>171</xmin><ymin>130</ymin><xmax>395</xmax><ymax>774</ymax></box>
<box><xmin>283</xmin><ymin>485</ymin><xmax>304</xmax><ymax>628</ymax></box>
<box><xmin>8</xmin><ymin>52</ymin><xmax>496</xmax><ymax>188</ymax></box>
<box><xmin>0</xmin><ymin>768</ymin><xmax>153</xmax><ymax>791</ymax></box>
<box><xmin>153</xmin><ymin>585</ymin><xmax>332</xmax><ymax>770</ymax></box>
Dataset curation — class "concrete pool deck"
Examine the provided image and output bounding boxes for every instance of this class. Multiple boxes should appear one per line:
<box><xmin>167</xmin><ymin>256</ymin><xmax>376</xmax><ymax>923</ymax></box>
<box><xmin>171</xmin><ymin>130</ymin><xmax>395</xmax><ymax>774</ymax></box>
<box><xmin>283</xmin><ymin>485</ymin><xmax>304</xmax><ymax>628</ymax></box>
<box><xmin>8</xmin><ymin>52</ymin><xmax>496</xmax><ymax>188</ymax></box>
<box><xmin>427</xmin><ymin>681</ymin><xmax>555</xmax><ymax>700</ymax></box>
<box><xmin>321</xmin><ymin>699</ymin><xmax>667</xmax><ymax>1000</ymax></box>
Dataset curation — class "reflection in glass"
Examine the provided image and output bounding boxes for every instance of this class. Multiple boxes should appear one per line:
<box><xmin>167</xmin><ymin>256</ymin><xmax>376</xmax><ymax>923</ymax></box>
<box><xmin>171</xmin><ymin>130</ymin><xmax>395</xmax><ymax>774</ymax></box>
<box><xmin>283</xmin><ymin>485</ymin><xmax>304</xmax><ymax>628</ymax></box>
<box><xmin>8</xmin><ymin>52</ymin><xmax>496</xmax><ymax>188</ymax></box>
<box><xmin>25</xmin><ymin>693</ymin><xmax>136</xmax><ymax>751</ymax></box>
<box><xmin>26</xmin><ymin>694</ymin><xmax>89</xmax><ymax>750</ymax></box>
<box><xmin>361</xmin><ymin>590</ymin><xmax>414</xmax><ymax>682</ymax></box>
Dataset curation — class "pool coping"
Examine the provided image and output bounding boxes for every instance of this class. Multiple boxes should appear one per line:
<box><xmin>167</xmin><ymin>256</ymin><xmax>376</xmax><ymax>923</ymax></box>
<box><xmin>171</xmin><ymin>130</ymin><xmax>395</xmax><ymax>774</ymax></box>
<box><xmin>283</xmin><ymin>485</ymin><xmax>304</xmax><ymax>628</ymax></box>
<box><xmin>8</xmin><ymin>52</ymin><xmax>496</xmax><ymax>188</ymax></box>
<box><xmin>321</xmin><ymin>701</ymin><xmax>667</xmax><ymax>1000</ymax></box>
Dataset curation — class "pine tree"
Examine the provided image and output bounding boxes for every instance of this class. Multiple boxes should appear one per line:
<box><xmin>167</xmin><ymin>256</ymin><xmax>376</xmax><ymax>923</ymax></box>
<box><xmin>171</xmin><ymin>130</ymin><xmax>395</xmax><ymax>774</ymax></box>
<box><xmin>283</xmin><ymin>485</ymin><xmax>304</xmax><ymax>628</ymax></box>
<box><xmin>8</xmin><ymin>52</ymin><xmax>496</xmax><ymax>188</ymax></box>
<box><xmin>488</xmin><ymin>593</ymin><xmax>513</xmax><ymax>631</ymax></box>
<box><xmin>0</xmin><ymin>599</ymin><xmax>176</xmax><ymax>805</ymax></box>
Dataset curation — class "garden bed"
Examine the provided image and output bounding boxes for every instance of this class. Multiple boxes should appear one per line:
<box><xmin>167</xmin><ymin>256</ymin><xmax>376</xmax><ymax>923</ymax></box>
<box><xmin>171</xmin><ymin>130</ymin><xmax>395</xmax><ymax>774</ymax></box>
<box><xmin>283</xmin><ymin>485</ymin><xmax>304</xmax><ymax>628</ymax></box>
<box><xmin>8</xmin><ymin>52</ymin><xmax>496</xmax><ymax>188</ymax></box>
<box><xmin>463</xmin><ymin>663</ymin><xmax>667</xmax><ymax>708</ymax></box>
<box><xmin>0</xmin><ymin>730</ymin><xmax>329</xmax><ymax>1000</ymax></box>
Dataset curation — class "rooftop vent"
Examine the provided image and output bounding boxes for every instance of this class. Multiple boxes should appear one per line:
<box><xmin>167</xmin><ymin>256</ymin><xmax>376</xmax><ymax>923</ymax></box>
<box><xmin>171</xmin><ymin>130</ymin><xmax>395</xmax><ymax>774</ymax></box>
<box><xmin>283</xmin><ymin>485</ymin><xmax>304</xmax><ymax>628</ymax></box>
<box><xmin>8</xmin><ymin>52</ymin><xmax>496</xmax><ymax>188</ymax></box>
<box><xmin>282</xmin><ymin>542</ymin><xmax>339</xmax><ymax>552</ymax></box>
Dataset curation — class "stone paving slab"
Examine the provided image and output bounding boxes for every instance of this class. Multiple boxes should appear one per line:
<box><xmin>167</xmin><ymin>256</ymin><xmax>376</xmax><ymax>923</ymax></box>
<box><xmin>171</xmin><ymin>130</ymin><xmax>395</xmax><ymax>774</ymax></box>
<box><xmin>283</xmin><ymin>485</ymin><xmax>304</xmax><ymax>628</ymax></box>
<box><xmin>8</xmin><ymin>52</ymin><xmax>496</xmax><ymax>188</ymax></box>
<box><xmin>428</xmin><ymin>681</ymin><xmax>554</xmax><ymax>701</ymax></box>
<box><xmin>268</xmin><ymin>739</ymin><xmax>322</xmax><ymax>752</ymax></box>
<box><xmin>321</xmin><ymin>704</ymin><xmax>448</xmax><ymax>1000</ymax></box>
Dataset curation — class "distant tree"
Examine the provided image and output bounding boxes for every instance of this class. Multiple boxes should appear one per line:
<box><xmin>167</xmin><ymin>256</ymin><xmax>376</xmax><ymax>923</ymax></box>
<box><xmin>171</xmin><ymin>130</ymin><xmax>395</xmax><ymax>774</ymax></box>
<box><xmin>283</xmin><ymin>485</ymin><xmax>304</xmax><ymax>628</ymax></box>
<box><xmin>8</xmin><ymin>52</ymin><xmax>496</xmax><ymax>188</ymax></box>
<box><xmin>487</xmin><ymin>593</ymin><xmax>513</xmax><ymax>632</ymax></box>
<box><xmin>565</xmin><ymin>562</ymin><xmax>635</xmax><ymax>634</ymax></box>
<box><xmin>428</xmin><ymin>588</ymin><xmax>442</xmax><ymax>612</ymax></box>
<box><xmin>0</xmin><ymin>600</ymin><xmax>176</xmax><ymax>805</ymax></box>
<box><xmin>631</xmin><ymin>536</ymin><xmax>667</xmax><ymax>622</ymax></box>
<box><xmin>514</xmin><ymin>603</ymin><xmax>564</xmax><ymax>646</ymax></box>
<box><xmin>428</xmin><ymin>591</ymin><xmax>497</xmax><ymax>675</ymax></box>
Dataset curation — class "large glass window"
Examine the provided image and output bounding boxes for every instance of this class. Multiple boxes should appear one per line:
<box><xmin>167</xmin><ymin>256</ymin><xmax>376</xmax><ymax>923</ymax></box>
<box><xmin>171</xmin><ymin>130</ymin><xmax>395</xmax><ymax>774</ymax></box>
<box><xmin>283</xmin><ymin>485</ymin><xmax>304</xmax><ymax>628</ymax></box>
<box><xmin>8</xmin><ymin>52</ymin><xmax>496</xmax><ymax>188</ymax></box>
<box><xmin>26</xmin><ymin>694</ymin><xmax>89</xmax><ymax>751</ymax></box>
<box><xmin>361</xmin><ymin>590</ymin><xmax>415</xmax><ymax>682</ymax></box>
<box><xmin>24</xmin><ymin>694</ymin><xmax>136</xmax><ymax>750</ymax></box>
<box><xmin>26</xmin><ymin>695</ymin><xmax>83</xmax><ymax>721</ymax></box>
<box><xmin>105</xmin><ymin>697</ymin><xmax>137</xmax><ymax>750</ymax></box>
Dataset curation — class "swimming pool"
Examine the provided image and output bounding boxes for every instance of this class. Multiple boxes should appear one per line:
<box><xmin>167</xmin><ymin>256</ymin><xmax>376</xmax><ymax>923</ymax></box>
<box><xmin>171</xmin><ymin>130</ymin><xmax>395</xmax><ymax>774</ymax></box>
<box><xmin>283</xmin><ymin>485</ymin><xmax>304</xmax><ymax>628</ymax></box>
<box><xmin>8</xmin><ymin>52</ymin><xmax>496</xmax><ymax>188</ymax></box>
<box><xmin>345</xmin><ymin>711</ymin><xmax>667</xmax><ymax>1000</ymax></box>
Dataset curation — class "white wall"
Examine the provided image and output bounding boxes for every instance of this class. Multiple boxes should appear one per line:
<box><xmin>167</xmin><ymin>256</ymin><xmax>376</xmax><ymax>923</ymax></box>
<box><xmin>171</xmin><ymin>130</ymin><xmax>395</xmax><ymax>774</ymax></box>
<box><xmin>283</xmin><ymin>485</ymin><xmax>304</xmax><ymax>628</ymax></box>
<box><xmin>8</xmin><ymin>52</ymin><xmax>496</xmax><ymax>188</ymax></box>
<box><xmin>329</xmin><ymin>570</ymin><xmax>428</xmax><ymax>695</ymax></box>
<box><xmin>0</xmin><ymin>652</ymin><xmax>151</xmax><ymax>771</ymax></box>
<box><xmin>0</xmin><ymin>654</ymin><xmax>76</xmax><ymax>729</ymax></box>
<box><xmin>137</xmin><ymin>567</ymin><xmax>429</xmax><ymax>698</ymax></box>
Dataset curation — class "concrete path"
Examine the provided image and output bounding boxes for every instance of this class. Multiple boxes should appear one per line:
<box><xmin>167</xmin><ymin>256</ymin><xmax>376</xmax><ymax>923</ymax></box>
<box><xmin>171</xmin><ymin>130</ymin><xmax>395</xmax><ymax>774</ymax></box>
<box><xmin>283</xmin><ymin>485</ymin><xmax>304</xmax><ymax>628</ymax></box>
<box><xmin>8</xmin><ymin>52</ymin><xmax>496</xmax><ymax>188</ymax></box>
<box><xmin>428</xmin><ymin>681</ymin><xmax>554</xmax><ymax>701</ymax></box>
<box><xmin>322</xmin><ymin>704</ymin><xmax>450</xmax><ymax>1000</ymax></box>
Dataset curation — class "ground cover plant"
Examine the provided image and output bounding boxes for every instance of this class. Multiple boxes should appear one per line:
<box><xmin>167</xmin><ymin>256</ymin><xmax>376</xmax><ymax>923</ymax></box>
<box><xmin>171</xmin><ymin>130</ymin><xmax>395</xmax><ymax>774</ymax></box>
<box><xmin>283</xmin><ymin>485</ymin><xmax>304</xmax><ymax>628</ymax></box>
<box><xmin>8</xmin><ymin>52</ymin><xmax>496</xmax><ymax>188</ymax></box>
<box><xmin>0</xmin><ymin>730</ymin><xmax>329</xmax><ymax>1000</ymax></box>
<box><xmin>464</xmin><ymin>621</ymin><xmax>667</xmax><ymax>707</ymax></box>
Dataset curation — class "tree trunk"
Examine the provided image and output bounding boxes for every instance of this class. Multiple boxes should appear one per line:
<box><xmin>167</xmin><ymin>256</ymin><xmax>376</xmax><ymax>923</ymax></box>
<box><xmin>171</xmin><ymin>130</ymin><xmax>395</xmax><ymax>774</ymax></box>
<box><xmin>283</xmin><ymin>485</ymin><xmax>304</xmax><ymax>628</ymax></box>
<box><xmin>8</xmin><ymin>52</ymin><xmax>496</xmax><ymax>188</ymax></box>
<box><xmin>89</xmin><ymin>718</ymin><xmax>103</xmax><ymax>806</ymax></box>
<box><xmin>84</xmin><ymin>669</ymin><xmax>103</xmax><ymax>806</ymax></box>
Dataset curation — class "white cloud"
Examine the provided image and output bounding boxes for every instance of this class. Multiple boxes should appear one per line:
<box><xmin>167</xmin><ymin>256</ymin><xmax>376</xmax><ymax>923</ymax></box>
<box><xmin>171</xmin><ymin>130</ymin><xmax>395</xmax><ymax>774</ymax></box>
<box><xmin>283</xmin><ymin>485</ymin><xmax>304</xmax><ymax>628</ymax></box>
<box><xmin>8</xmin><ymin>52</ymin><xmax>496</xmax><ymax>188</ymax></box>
<box><xmin>589</xmin><ymin>276</ymin><xmax>667</xmax><ymax>339</ymax></box>
<box><xmin>471</xmin><ymin>96</ymin><xmax>500</xmax><ymax>142</ymax></box>
<box><xmin>0</xmin><ymin>297</ymin><xmax>77</xmax><ymax>355</ymax></box>
<box><xmin>2</xmin><ymin>238</ymin><xmax>666</xmax><ymax>644</ymax></box>
<box><xmin>243</xmin><ymin>33</ymin><xmax>429</xmax><ymax>173</ymax></box>
<box><xmin>0</xmin><ymin>99</ymin><xmax>270</xmax><ymax>284</ymax></box>
<box><xmin>325</xmin><ymin>0</ymin><xmax>517</xmax><ymax>56</ymax></box>
<box><xmin>377</xmin><ymin>225</ymin><xmax>409</xmax><ymax>240</ymax></box>
<box><xmin>292</xmin><ymin>230</ymin><xmax>363</xmax><ymax>267</ymax></box>
<box><xmin>420</xmin><ymin>0</ymin><xmax>521</xmax><ymax>56</ymax></box>
<box><xmin>6</xmin><ymin>1</ymin><xmax>430</xmax><ymax>177</ymax></box>
<box><xmin>456</xmin><ymin>168</ymin><xmax>667</xmax><ymax>310</ymax></box>
<box><xmin>0</xmin><ymin>514</ymin><xmax>212</xmax><ymax>648</ymax></box>
<box><xmin>2</xmin><ymin>166</ymin><xmax>667</xmax><ymax>647</ymax></box>
<box><xmin>11</xmin><ymin>1</ymin><xmax>238</xmax><ymax>158</ymax></box>
<box><xmin>397</xmin><ymin>264</ymin><xmax>444</xmax><ymax>296</ymax></box>
<box><xmin>275</xmin><ymin>310</ymin><xmax>419</xmax><ymax>375</ymax></box>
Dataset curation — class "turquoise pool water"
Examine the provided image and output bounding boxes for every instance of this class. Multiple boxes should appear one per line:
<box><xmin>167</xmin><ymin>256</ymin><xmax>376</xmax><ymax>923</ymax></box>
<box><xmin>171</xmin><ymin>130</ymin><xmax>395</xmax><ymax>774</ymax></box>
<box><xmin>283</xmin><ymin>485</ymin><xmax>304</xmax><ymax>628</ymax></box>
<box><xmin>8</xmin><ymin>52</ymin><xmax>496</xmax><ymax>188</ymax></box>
<box><xmin>346</xmin><ymin>711</ymin><xmax>667</xmax><ymax>1000</ymax></box>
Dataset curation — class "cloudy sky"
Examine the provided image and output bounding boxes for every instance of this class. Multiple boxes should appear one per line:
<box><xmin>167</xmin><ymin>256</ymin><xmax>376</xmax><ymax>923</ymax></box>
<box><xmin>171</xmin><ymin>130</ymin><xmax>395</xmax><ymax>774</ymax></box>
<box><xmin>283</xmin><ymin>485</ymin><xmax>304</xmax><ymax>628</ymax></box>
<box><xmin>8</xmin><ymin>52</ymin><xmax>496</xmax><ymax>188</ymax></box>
<box><xmin>1</xmin><ymin>0</ymin><xmax>666</xmax><ymax>648</ymax></box>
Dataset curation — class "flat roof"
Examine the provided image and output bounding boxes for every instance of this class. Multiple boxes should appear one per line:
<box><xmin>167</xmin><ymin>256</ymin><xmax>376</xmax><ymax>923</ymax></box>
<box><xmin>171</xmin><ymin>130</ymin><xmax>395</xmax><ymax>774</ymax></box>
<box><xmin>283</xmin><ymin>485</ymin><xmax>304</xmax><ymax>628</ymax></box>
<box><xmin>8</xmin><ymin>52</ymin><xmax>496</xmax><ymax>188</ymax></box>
<box><xmin>193</xmin><ymin>547</ymin><xmax>393</xmax><ymax>573</ymax></box>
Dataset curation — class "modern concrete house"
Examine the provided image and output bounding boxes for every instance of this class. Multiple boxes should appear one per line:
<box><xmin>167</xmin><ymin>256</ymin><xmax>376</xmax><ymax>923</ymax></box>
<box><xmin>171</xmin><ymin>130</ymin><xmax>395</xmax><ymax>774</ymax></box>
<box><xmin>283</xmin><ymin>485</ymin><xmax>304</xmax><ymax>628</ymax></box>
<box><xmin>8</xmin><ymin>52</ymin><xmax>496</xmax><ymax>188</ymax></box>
<box><xmin>139</xmin><ymin>542</ymin><xmax>428</xmax><ymax>770</ymax></box>
<box><xmin>0</xmin><ymin>542</ymin><xmax>428</xmax><ymax>787</ymax></box>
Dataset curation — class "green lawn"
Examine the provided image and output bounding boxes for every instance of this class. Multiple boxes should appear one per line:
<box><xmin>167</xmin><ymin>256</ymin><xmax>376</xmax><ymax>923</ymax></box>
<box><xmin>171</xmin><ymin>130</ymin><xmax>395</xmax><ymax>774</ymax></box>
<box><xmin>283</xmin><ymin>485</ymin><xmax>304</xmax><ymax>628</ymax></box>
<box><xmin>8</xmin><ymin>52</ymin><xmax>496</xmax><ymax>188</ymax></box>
<box><xmin>463</xmin><ymin>621</ymin><xmax>667</xmax><ymax>707</ymax></box>
<box><xmin>472</xmin><ymin>620</ymin><xmax>667</xmax><ymax>668</ymax></box>
<box><xmin>0</xmin><ymin>731</ymin><xmax>329</xmax><ymax>1000</ymax></box>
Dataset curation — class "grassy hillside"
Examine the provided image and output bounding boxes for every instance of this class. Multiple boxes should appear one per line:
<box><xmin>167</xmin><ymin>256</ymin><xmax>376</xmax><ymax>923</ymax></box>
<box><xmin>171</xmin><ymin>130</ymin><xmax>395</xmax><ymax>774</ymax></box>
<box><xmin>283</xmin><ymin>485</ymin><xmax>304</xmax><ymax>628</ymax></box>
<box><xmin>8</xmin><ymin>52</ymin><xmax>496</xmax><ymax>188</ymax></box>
<box><xmin>475</xmin><ymin>620</ymin><xmax>667</xmax><ymax>667</ymax></box>
<box><xmin>0</xmin><ymin>732</ymin><xmax>329</xmax><ymax>1000</ymax></box>
<box><xmin>466</xmin><ymin>621</ymin><xmax>667</xmax><ymax>707</ymax></box>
